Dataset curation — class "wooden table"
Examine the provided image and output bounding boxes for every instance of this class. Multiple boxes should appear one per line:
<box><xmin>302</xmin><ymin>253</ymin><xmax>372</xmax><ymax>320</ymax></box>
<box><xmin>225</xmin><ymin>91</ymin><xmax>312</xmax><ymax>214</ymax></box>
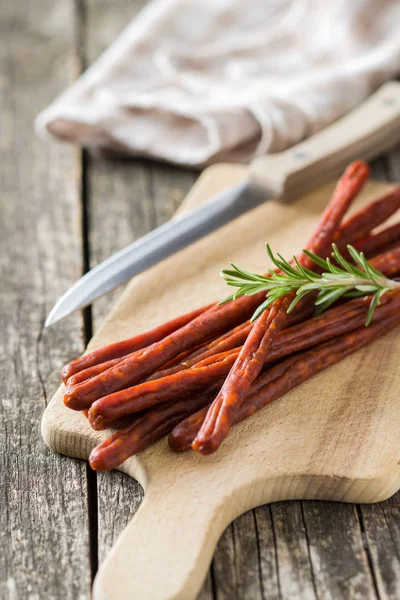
<box><xmin>1</xmin><ymin>1</ymin><xmax>400</xmax><ymax>598</ymax></box>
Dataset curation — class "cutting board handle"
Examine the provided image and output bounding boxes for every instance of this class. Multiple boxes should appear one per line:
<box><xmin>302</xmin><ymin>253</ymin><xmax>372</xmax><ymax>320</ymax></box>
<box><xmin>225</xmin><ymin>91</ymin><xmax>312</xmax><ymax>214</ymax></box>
<box><xmin>250</xmin><ymin>81</ymin><xmax>400</xmax><ymax>200</ymax></box>
<box><xmin>92</xmin><ymin>480</ymin><xmax>232</xmax><ymax>600</ymax></box>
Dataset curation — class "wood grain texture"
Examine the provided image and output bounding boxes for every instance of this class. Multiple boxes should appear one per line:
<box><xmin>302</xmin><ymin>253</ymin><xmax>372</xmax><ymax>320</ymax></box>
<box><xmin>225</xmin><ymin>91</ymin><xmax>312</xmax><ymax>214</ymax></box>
<box><xmin>42</xmin><ymin>165</ymin><xmax>400</xmax><ymax>600</ymax></box>
<box><xmin>0</xmin><ymin>1</ymin><xmax>92</xmax><ymax>598</ymax></box>
<box><xmin>360</xmin><ymin>496</ymin><xmax>400</xmax><ymax>599</ymax></box>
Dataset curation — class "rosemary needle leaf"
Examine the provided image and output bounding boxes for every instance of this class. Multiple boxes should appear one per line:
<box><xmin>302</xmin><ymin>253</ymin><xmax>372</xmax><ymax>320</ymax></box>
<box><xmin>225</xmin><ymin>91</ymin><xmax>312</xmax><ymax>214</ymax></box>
<box><xmin>315</xmin><ymin>287</ymin><xmax>348</xmax><ymax>308</ymax></box>
<box><xmin>297</xmin><ymin>282</ymin><xmax>322</xmax><ymax>292</ymax></box>
<box><xmin>218</xmin><ymin>295</ymin><xmax>235</xmax><ymax>305</ymax></box>
<box><xmin>363</xmin><ymin>261</ymin><xmax>382</xmax><ymax>285</ymax></box>
<box><xmin>346</xmin><ymin>244</ymin><xmax>364</xmax><ymax>266</ymax></box>
<box><xmin>303</xmin><ymin>249</ymin><xmax>329</xmax><ymax>270</ymax></box>
<box><xmin>355</xmin><ymin>284</ymin><xmax>378</xmax><ymax>293</ymax></box>
<box><xmin>287</xmin><ymin>290</ymin><xmax>310</xmax><ymax>313</ymax></box>
<box><xmin>251</xmin><ymin>297</ymin><xmax>274</xmax><ymax>321</ymax></box>
<box><xmin>366</xmin><ymin>293</ymin><xmax>380</xmax><ymax>327</ymax></box>
<box><xmin>220</xmin><ymin>269</ymin><xmax>242</xmax><ymax>278</ymax></box>
<box><xmin>265</xmin><ymin>243</ymin><xmax>275</xmax><ymax>262</ymax></box>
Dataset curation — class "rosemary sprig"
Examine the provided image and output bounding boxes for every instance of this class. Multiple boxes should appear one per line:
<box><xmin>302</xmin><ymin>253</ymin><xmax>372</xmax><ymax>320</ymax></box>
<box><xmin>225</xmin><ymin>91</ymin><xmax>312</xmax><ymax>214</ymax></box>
<box><xmin>220</xmin><ymin>243</ymin><xmax>400</xmax><ymax>325</ymax></box>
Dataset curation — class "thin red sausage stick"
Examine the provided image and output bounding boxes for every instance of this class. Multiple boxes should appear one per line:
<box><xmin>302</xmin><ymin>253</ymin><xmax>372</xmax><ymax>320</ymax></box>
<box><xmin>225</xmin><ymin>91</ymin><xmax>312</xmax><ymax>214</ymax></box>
<box><xmin>89</xmin><ymin>290</ymin><xmax>400</xmax><ymax>429</ymax></box>
<box><xmin>143</xmin><ymin>336</ymin><xmax>221</xmax><ymax>381</ymax></box>
<box><xmin>183</xmin><ymin>320</ymin><xmax>251</xmax><ymax>362</ymax></box>
<box><xmin>336</xmin><ymin>185</ymin><xmax>400</xmax><ymax>245</ymax></box>
<box><xmin>144</xmin><ymin>363</ymin><xmax>187</xmax><ymax>382</ymax></box>
<box><xmin>88</xmin><ymin>386</ymin><xmax>221</xmax><ymax>471</ymax></box>
<box><xmin>193</xmin><ymin>160</ymin><xmax>370</xmax><ymax>455</ymax></box>
<box><xmin>67</xmin><ymin>356</ymin><xmax>123</xmax><ymax>387</ymax></box>
<box><xmin>300</xmin><ymin>161</ymin><xmax>370</xmax><ymax>261</ymax></box>
<box><xmin>61</xmin><ymin>304</ymin><xmax>212</xmax><ymax>383</ymax></box>
<box><xmin>67</xmin><ymin>343</ymin><xmax>195</xmax><ymax>388</ymax></box>
<box><xmin>354</xmin><ymin>222</ymin><xmax>400</xmax><ymax>257</ymax></box>
<box><xmin>170</xmin><ymin>311</ymin><xmax>400</xmax><ymax>452</ymax></box>
<box><xmin>193</xmin><ymin>294</ymin><xmax>293</xmax><ymax>455</ymax></box>
<box><xmin>183</xmin><ymin>324</ymin><xmax>251</xmax><ymax>367</ymax></box>
<box><xmin>66</xmin><ymin>340</ymin><xmax>174</xmax><ymax>388</ymax></box>
<box><xmin>67</xmin><ymin>346</ymin><xmax>193</xmax><ymax>388</ymax></box>
<box><xmin>369</xmin><ymin>244</ymin><xmax>400</xmax><ymax>277</ymax></box>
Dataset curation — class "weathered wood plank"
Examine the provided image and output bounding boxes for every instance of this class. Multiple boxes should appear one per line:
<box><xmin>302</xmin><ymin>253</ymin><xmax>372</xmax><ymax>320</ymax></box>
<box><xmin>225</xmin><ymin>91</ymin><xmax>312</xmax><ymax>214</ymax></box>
<box><xmin>301</xmin><ymin>502</ymin><xmax>377</xmax><ymax>599</ymax></box>
<box><xmin>270</xmin><ymin>502</ymin><xmax>316</xmax><ymax>600</ymax></box>
<box><xmin>0</xmin><ymin>1</ymin><xmax>92</xmax><ymax>598</ymax></box>
<box><xmin>360</xmin><ymin>496</ymin><xmax>400</xmax><ymax>599</ymax></box>
<box><xmin>81</xmin><ymin>0</ymin><xmax>149</xmax><ymax>568</ymax></box>
<box><xmin>212</xmin><ymin>509</ymin><xmax>266</xmax><ymax>600</ymax></box>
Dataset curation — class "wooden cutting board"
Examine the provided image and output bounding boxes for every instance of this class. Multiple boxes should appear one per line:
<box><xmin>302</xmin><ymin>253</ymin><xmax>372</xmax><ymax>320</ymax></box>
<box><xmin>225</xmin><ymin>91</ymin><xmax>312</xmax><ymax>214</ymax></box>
<box><xmin>42</xmin><ymin>164</ymin><xmax>400</xmax><ymax>600</ymax></box>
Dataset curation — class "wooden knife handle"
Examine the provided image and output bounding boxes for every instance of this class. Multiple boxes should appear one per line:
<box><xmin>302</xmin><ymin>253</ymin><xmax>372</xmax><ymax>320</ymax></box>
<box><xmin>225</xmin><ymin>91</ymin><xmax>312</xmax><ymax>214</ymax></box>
<box><xmin>250</xmin><ymin>81</ymin><xmax>400</xmax><ymax>201</ymax></box>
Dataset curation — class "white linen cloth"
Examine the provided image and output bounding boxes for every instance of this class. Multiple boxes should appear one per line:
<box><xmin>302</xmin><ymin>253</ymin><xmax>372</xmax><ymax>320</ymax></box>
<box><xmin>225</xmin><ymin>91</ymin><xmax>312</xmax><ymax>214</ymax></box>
<box><xmin>36</xmin><ymin>0</ymin><xmax>400</xmax><ymax>167</ymax></box>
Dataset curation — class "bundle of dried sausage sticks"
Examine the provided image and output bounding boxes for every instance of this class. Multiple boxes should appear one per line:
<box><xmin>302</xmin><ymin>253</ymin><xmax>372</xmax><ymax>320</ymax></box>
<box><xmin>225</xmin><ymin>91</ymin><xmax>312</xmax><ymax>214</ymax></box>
<box><xmin>61</xmin><ymin>161</ymin><xmax>400</xmax><ymax>470</ymax></box>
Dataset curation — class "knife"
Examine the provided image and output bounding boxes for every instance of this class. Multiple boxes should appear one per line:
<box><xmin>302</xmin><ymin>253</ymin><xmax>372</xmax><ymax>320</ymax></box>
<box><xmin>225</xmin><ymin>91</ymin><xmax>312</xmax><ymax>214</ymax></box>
<box><xmin>46</xmin><ymin>82</ymin><xmax>400</xmax><ymax>326</ymax></box>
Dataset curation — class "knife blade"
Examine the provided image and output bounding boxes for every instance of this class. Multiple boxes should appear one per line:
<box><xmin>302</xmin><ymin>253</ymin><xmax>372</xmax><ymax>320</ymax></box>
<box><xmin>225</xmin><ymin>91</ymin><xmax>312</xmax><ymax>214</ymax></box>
<box><xmin>45</xmin><ymin>179</ymin><xmax>266</xmax><ymax>326</ymax></box>
<box><xmin>45</xmin><ymin>82</ymin><xmax>400</xmax><ymax>326</ymax></box>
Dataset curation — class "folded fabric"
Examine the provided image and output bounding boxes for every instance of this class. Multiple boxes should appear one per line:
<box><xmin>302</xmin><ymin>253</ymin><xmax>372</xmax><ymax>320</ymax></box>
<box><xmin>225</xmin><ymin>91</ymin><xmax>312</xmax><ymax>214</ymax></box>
<box><xmin>36</xmin><ymin>0</ymin><xmax>400</xmax><ymax>167</ymax></box>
